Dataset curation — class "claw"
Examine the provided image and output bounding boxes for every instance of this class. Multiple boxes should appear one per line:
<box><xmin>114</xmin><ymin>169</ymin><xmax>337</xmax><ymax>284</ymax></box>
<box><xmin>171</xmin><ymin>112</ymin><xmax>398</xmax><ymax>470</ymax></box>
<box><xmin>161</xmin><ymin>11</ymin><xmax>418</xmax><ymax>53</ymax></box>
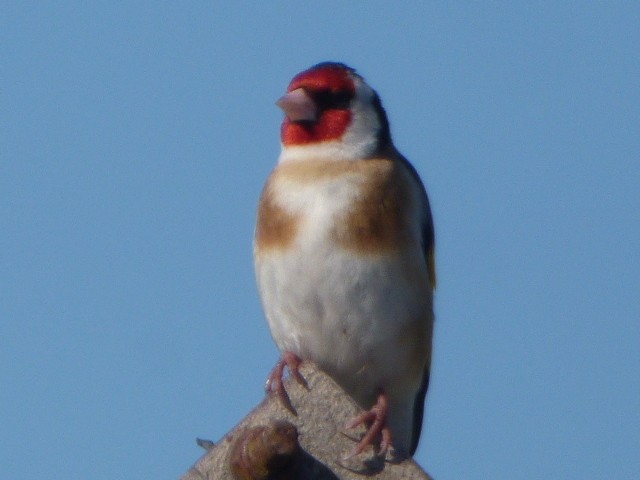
<box><xmin>265</xmin><ymin>352</ymin><xmax>307</xmax><ymax>414</ymax></box>
<box><xmin>345</xmin><ymin>390</ymin><xmax>393</xmax><ymax>458</ymax></box>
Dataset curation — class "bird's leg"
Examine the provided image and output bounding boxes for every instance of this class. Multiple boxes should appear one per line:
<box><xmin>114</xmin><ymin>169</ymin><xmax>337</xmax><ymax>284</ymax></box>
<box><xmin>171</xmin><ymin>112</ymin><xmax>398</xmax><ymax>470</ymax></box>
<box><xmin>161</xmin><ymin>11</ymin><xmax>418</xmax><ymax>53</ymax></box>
<box><xmin>265</xmin><ymin>351</ymin><xmax>307</xmax><ymax>414</ymax></box>
<box><xmin>345</xmin><ymin>389</ymin><xmax>393</xmax><ymax>457</ymax></box>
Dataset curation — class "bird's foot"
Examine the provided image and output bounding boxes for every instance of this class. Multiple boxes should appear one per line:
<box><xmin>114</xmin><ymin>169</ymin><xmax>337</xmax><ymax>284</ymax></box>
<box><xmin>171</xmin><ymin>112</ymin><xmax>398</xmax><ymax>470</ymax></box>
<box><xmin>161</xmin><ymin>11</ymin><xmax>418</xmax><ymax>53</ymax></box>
<box><xmin>345</xmin><ymin>390</ymin><xmax>393</xmax><ymax>458</ymax></box>
<box><xmin>265</xmin><ymin>351</ymin><xmax>308</xmax><ymax>414</ymax></box>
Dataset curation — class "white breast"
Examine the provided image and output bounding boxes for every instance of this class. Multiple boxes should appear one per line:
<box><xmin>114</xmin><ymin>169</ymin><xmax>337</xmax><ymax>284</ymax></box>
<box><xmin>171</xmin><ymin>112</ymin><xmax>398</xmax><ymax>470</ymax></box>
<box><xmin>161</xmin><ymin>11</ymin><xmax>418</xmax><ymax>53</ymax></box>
<box><xmin>254</xmin><ymin>158</ymin><xmax>433</xmax><ymax>454</ymax></box>
<box><xmin>257</xmin><ymin>165</ymin><xmax>428</xmax><ymax>388</ymax></box>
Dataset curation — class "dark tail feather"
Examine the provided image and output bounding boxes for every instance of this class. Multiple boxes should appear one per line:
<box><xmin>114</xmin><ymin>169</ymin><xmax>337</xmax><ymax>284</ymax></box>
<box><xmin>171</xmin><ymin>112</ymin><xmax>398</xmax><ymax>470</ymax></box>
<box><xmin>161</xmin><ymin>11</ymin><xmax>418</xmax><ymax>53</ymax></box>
<box><xmin>410</xmin><ymin>370</ymin><xmax>430</xmax><ymax>455</ymax></box>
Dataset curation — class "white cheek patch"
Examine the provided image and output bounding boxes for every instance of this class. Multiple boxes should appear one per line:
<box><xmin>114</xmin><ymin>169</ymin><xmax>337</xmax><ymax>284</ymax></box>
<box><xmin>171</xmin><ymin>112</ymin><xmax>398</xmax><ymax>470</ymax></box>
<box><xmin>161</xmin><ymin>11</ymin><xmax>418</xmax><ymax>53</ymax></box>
<box><xmin>343</xmin><ymin>80</ymin><xmax>381</xmax><ymax>153</ymax></box>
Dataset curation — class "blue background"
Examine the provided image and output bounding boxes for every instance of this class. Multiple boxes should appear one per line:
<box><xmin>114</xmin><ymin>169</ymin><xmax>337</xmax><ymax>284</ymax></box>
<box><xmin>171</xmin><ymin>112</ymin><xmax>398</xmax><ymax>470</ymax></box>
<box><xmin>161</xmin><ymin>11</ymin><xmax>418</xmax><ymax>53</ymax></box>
<box><xmin>2</xmin><ymin>3</ymin><xmax>639</xmax><ymax>478</ymax></box>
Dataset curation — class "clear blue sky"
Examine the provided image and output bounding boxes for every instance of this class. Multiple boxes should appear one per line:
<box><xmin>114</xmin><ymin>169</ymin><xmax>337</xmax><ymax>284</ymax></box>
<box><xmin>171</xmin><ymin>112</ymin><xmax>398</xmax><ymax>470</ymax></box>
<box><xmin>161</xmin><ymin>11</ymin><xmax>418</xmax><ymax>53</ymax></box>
<box><xmin>2</xmin><ymin>3</ymin><xmax>639</xmax><ymax>479</ymax></box>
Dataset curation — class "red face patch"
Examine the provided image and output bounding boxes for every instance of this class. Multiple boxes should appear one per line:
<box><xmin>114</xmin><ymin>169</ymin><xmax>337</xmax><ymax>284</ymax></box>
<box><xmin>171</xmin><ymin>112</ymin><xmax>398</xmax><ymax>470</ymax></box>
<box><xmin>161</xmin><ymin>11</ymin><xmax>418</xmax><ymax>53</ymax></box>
<box><xmin>287</xmin><ymin>64</ymin><xmax>356</xmax><ymax>96</ymax></box>
<box><xmin>281</xmin><ymin>64</ymin><xmax>356</xmax><ymax>146</ymax></box>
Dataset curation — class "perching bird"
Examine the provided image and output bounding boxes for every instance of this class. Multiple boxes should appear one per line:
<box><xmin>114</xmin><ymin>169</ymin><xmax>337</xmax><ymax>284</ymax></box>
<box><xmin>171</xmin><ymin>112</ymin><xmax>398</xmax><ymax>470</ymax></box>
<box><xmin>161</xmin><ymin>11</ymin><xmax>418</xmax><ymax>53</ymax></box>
<box><xmin>254</xmin><ymin>62</ymin><xmax>435</xmax><ymax>457</ymax></box>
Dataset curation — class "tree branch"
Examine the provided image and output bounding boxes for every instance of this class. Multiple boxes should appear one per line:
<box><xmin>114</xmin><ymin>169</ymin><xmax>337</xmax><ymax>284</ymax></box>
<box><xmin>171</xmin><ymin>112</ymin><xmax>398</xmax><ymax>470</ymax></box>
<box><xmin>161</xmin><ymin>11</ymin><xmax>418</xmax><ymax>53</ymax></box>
<box><xmin>180</xmin><ymin>363</ymin><xmax>433</xmax><ymax>479</ymax></box>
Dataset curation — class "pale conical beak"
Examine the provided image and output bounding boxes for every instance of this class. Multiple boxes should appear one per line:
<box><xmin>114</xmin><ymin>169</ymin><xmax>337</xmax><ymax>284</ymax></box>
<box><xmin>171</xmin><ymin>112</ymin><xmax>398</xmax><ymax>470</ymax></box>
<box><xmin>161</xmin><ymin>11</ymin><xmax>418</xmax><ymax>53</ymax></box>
<box><xmin>276</xmin><ymin>88</ymin><xmax>317</xmax><ymax>122</ymax></box>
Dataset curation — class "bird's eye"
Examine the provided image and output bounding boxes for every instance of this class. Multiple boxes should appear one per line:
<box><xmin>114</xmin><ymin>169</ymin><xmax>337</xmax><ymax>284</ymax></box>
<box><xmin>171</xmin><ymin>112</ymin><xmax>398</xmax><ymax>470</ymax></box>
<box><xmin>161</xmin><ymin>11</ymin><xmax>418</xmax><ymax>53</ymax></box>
<box><xmin>332</xmin><ymin>91</ymin><xmax>352</xmax><ymax>109</ymax></box>
<box><xmin>312</xmin><ymin>90</ymin><xmax>352</xmax><ymax>110</ymax></box>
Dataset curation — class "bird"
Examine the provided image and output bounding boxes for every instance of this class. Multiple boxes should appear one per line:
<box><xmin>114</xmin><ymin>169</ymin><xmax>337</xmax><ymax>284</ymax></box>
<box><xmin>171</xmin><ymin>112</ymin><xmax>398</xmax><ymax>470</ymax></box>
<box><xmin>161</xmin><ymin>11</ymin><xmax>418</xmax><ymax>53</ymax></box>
<box><xmin>253</xmin><ymin>62</ymin><xmax>435</xmax><ymax>458</ymax></box>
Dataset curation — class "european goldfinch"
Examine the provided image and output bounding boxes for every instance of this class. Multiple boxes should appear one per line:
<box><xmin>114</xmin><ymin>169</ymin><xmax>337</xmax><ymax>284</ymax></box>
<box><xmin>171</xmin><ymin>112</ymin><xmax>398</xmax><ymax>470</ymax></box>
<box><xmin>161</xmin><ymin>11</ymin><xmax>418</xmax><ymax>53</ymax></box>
<box><xmin>254</xmin><ymin>62</ymin><xmax>435</xmax><ymax>457</ymax></box>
